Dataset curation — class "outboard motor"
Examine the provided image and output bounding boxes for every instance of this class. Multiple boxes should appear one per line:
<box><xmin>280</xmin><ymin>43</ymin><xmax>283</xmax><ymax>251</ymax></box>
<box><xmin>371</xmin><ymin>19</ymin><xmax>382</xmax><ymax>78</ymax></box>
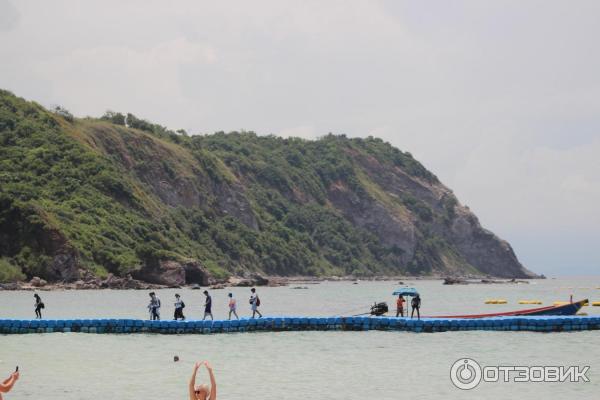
<box><xmin>370</xmin><ymin>302</ymin><xmax>389</xmax><ymax>316</ymax></box>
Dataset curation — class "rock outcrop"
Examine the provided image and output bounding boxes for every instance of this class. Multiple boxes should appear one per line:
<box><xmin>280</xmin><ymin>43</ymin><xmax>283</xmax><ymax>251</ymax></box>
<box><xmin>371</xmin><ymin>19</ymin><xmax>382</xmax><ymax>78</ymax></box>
<box><xmin>132</xmin><ymin>260</ymin><xmax>211</xmax><ymax>287</ymax></box>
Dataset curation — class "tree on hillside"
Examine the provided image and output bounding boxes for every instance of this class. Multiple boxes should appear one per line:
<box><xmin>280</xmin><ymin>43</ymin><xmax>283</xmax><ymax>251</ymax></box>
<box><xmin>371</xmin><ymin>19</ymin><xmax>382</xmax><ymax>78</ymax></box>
<box><xmin>101</xmin><ymin>110</ymin><xmax>126</xmax><ymax>125</ymax></box>
<box><xmin>52</xmin><ymin>105</ymin><xmax>74</xmax><ymax>122</ymax></box>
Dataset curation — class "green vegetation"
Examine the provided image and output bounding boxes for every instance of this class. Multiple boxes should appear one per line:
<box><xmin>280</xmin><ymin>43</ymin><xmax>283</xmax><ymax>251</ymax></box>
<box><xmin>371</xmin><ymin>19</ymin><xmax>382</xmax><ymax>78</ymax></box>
<box><xmin>0</xmin><ymin>89</ymin><xmax>487</xmax><ymax>282</ymax></box>
<box><xmin>0</xmin><ymin>257</ymin><xmax>26</xmax><ymax>282</ymax></box>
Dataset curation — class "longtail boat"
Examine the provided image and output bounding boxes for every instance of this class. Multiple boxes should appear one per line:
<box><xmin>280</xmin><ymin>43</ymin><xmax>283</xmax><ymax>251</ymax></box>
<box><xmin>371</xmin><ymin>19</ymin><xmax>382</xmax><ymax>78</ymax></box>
<box><xmin>429</xmin><ymin>299</ymin><xmax>588</xmax><ymax>319</ymax></box>
<box><xmin>390</xmin><ymin>288</ymin><xmax>587</xmax><ymax>319</ymax></box>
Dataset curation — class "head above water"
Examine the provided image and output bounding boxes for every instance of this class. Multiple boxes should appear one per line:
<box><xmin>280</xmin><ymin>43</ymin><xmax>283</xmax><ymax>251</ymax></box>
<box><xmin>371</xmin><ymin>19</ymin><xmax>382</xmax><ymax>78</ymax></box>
<box><xmin>228</xmin><ymin>293</ymin><xmax>233</xmax><ymax>297</ymax></box>
<box><xmin>194</xmin><ymin>384</ymin><xmax>210</xmax><ymax>400</ymax></box>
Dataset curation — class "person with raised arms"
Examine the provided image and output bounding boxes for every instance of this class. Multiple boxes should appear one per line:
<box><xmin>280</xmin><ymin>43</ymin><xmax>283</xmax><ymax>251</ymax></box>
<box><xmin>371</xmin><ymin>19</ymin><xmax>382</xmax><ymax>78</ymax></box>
<box><xmin>189</xmin><ymin>361</ymin><xmax>216</xmax><ymax>400</ymax></box>
<box><xmin>0</xmin><ymin>368</ymin><xmax>19</xmax><ymax>400</ymax></box>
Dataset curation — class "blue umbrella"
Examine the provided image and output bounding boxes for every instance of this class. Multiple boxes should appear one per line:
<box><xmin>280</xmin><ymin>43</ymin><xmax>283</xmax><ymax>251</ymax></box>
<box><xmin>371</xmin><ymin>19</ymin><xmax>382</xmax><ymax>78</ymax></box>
<box><xmin>392</xmin><ymin>287</ymin><xmax>419</xmax><ymax>297</ymax></box>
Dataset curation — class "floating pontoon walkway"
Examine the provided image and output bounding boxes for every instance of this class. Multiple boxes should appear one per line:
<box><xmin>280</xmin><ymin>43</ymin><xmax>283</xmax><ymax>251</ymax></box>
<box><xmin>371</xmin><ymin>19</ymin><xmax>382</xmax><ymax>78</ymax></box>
<box><xmin>1</xmin><ymin>316</ymin><xmax>600</xmax><ymax>334</ymax></box>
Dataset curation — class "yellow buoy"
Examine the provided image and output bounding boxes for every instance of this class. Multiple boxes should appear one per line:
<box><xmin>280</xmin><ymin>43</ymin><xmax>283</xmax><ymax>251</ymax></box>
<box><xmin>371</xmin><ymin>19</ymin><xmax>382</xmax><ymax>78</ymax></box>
<box><xmin>577</xmin><ymin>312</ymin><xmax>588</xmax><ymax>316</ymax></box>
<box><xmin>592</xmin><ymin>302</ymin><xmax>600</xmax><ymax>307</ymax></box>
<box><xmin>553</xmin><ymin>301</ymin><xmax>569</xmax><ymax>306</ymax></box>
<box><xmin>519</xmin><ymin>300</ymin><xmax>542</xmax><ymax>305</ymax></box>
<box><xmin>583</xmin><ymin>301</ymin><xmax>589</xmax><ymax>306</ymax></box>
<box><xmin>485</xmin><ymin>299</ymin><xmax>507</xmax><ymax>304</ymax></box>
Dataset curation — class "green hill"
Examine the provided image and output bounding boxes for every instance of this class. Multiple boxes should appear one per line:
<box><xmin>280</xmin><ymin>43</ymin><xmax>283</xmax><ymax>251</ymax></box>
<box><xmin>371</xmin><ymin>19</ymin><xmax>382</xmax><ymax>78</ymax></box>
<box><xmin>0</xmin><ymin>89</ymin><xmax>536</xmax><ymax>284</ymax></box>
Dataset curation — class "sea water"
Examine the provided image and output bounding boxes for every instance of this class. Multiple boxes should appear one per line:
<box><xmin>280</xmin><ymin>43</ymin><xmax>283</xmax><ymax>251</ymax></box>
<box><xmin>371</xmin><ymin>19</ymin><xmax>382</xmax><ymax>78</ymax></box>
<box><xmin>1</xmin><ymin>277</ymin><xmax>599</xmax><ymax>399</ymax></box>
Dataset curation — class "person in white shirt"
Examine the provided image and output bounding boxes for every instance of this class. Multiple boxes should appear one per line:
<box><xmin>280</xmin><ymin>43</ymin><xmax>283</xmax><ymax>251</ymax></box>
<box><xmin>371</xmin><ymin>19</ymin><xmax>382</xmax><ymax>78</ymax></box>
<box><xmin>174</xmin><ymin>293</ymin><xmax>185</xmax><ymax>320</ymax></box>
<box><xmin>148</xmin><ymin>292</ymin><xmax>161</xmax><ymax>320</ymax></box>
<box><xmin>249</xmin><ymin>288</ymin><xmax>262</xmax><ymax>318</ymax></box>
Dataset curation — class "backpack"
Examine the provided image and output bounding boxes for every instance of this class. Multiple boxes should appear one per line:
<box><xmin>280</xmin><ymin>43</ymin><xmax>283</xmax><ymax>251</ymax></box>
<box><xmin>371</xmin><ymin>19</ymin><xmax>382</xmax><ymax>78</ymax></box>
<box><xmin>181</xmin><ymin>301</ymin><xmax>185</xmax><ymax>309</ymax></box>
<box><xmin>256</xmin><ymin>296</ymin><xmax>261</xmax><ymax>307</ymax></box>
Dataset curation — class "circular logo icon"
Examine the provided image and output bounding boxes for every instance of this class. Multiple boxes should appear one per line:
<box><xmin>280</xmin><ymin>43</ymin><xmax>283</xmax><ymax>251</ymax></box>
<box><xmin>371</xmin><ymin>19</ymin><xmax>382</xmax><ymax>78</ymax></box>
<box><xmin>450</xmin><ymin>358</ymin><xmax>482</xmax><ymax>390</ymax></box>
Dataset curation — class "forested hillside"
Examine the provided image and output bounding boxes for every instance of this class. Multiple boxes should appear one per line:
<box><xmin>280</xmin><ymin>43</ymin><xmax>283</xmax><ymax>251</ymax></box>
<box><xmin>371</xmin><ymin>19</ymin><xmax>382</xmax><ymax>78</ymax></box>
<box><xmin>0</xmin><ymin>90</ymin><xmax>536</xmax><ymax>284</ymax></box>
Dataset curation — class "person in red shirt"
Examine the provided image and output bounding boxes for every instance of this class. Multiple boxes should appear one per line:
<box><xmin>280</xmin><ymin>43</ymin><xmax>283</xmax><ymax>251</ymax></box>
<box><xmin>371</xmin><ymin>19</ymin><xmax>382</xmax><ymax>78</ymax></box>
<box><xmin>396</xmin><ymin>295</ymin><xmax>405</xmax><ymax>317</ymax></box>
<box><xmin>228</xmin><ymin>293</ymin><xmax>239</xmax><ymax>320</ymax></box>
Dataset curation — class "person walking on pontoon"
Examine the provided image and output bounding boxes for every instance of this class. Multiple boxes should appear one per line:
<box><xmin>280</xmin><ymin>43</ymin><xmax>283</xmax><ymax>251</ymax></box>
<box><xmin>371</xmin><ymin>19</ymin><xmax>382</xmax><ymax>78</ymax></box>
<box><xmin>411</xmin><ymin>294</ymin><xmax>421</xmax><ymax>320</ymax></box>
<box><xmin>148</xmin><ymin>292</ymin><xmax>161</xmax><ymax>320</ymax></box>
<box><xmin>249</xmin><ymin>288</ymin><xmax>262</xmax><ymax>318</ymax></box>
<box><xmin>174</xmin><ymin>293</ymin><xmax>185</xmax><ymax>320</ymax></box>
<box><xmin>228</xmin><ymin>293</ymin><xmax>239</xmax><ymax>320</ymax></box>
<box><xmin>203</xmin><ymin>291</ymin><xmax>213</xmax><ymax>320</ymax></box>
<box><xmin>189</xmin><ymin>361</ymin><xmax>216</xmax><ymax>400</ymax></box>
<box><xmin>34</xmin><ymin>293</ymin><xmax>44</xmax><ymax>319</ymax></box>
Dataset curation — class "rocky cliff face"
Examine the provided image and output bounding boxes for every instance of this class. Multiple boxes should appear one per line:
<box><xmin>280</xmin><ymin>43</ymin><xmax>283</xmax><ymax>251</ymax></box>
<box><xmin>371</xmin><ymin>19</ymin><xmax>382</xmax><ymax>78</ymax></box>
<box><xmin>327</xmin><ymin>147</ymin><xmax>535</xmax><ymax>278</ymax></box>
<box><xmin>0</xmin><ymin>89</ymin><xmax>537</xmax><ymax>283</ymax></box>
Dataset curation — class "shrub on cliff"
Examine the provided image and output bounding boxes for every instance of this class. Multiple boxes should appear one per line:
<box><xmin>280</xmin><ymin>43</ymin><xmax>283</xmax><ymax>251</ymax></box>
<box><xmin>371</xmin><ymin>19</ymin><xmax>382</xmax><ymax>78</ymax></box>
<box><xmin>0</xmin><ymin>257</ymin><xmax>25</xmax><ymax>282</ymax></box>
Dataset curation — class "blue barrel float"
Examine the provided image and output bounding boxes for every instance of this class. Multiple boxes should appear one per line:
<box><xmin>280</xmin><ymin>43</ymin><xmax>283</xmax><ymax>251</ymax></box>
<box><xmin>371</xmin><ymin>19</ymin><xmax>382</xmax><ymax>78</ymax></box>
<box><xmin>0</xmin><ymin>316</ymin><xmax>599</xmax><ymax>335</ymax></box>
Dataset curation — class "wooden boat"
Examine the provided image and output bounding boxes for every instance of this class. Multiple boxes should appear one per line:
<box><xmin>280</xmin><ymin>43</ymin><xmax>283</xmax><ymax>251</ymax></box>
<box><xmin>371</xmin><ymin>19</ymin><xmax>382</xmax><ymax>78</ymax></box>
<box><xmin>429</xmin><ymin>299</ymin><xmax>588</xmax><ymax>319</ymax></box>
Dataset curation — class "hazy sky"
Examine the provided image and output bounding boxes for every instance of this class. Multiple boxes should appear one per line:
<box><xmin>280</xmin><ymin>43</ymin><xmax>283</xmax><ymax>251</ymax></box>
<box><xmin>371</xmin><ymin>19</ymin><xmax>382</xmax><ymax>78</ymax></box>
<box><xmin>1</xmin><ymin>0</ymin><xmax>598</xmax><ymax>276</ymax></box>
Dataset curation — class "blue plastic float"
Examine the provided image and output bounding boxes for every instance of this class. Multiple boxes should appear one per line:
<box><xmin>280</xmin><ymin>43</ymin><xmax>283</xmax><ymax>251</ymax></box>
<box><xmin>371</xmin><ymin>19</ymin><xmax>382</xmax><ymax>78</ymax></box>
<box><xmin>0</xmin><ymin>315</ymin><xmax>599</xmax><ymax>335</ymax></box>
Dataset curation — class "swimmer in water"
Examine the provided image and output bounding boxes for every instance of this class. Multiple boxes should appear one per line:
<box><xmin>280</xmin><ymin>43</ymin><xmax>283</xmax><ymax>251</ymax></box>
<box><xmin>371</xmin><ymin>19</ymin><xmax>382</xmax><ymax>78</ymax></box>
<box><xmin>0</xmin><ymin>369</ymin><xmax>19</xmax><ymax>400</ymax></box>
<box><xmin>189</xmin><ymin>361</ymin><xmax>216</xmax><ymax>400</ymax></box>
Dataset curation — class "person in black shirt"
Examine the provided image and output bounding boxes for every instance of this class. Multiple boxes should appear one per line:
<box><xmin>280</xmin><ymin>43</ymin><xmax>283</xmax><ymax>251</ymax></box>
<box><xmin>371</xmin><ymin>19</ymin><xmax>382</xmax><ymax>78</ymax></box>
<box><xmin>411</xmin><ymin>294</ymin><xmax>421</xmax><ymax>319</ymax></box>
<box><xmin>34</xmin><ymin>294</ymin><xmax>44</xmax><ymax>319</ymax></box>
<box><xmin>203</xmin><ymin>290</ymin><xmax>213</xmax><ymax>320</ymax></box>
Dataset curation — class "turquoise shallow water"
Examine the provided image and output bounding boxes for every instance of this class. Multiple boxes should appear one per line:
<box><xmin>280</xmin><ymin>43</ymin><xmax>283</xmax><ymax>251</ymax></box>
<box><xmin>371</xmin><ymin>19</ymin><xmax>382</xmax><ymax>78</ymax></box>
<box><xmin>1</xmin><ymin>277</ymin><xmax>599</xmax><ymax>399</ymax></box>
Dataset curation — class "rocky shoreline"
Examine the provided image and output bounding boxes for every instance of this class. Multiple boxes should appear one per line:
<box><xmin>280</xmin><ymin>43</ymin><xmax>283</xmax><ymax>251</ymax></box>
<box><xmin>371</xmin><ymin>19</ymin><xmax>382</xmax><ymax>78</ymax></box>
<box><xmin>0</xmin><ymin>273</ymin><xmax>286</xmax><ymax>291</ymax></box>
<box><xmin>442</xmin><ymin>277</ymin><xmax>537</xmax><ymax>285</ymax></box>
<box><xmin>0</xmin><ymin>273</ymin><xmax>542</xmax><ymax>291</ymax></box>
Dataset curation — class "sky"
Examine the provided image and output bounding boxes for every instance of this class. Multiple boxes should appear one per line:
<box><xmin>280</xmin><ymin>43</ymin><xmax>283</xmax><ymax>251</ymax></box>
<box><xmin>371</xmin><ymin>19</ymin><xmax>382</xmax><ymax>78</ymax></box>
<box><xmin>0</xmin><ymin>0</ymin><xmax>598</xmax><ymax>276</ymax></box>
